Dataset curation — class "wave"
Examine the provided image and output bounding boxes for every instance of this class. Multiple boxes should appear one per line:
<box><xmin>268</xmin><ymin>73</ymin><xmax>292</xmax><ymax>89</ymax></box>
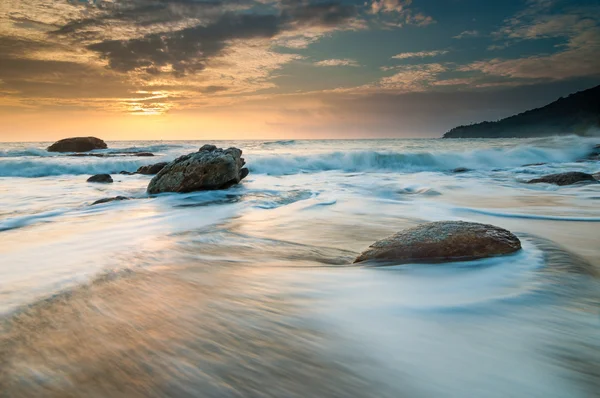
<box><xmin>0</xmin><ymin>147</ymin><xmax>55</xmax><ymax>158</ymax></box>
<box><xmin>456</xmin><ymin>207</ymin><xmax>600</xmax><ymax>222</ymax></box>
<box><xmin>0</xmin><ymin>140</ymin><xmax>594</xmax><ymax>177</ymax></box>
<box><xmin>261</xmin><ymin>140</ymin><xmax>296</xmax><ymax>147</ymax></box>
<box><xmin>0</xmin><ymin>209</ymin><xmax>67</xmax><ymax>232</ymax></box>
<box><xmin>249</xmin><ymin>143</ymin><xmax>593</xmax><ymax>175</ymax></box>
<box><xmin>0</xmin><ymin>158</ymin><xmax>165</xmax><ymax>177</ymax></box>
<box><xmin>104</xmin><ymin>144</ymin><xmax>188</xmax><ymax>153</ymax></box>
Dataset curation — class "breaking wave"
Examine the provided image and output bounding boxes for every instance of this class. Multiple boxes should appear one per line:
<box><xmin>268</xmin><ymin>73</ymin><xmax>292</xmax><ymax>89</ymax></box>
<box><xmin>249</xmin><ymin>143</ymin><xmax>593</xmax><ymax>175</ymax></box>
<box><xmin>0</xmin><ymin>141</ymin><xmax>594</xmax><ymax>177</ymax></box>
<box><xmin>0</xmin><ymin>158</ymin><xmax>166</xmax><ymax>177</ymax></box>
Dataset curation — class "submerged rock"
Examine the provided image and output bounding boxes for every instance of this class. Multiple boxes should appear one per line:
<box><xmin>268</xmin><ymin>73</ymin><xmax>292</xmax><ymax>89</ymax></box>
<box><xmin>48</xmin><ymin>137</ymin><xmax>107</xmax><ymax>152</ymax></box>
<box><xmin>87</xmin><ymin>174</ymin><xmax>113</xmax><ymax>183</ymax></box>
<box><xmin>522</xmin><ymin>162</ymin><xmax>546</xmax><ymax>167</ymax></box>
<box><xmin>91</xmin><ymin>196</ymin><xmax>129</xmax><ymax>205</ymax></box>
<box><xmin>354</xmin><ymin>221</ymin><xmax>521</xmax><ymax>264</ymax></box>
<box><xmin>527</xmin><ymin>172</ymin><xmax>597</xmax><ymax>186</ymax></box>
<box><xmin>136</xmin><ymin>162</ymin><xmax>168</xmax><ymax>175</ymax></box>
<box><xmin>452</xmin><ymin>167</ymin><xmax>470</xmax><ymax>173</ymax></box>
<box><xmin>147</xmin><ymin>146</ymin><xmax>248</xmax><ymax>194</ymax></box>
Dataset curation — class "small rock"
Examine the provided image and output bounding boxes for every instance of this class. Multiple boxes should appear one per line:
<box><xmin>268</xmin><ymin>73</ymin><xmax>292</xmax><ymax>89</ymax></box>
<box><xmin>522</xmin><ymin>162</ymin><xmax>546</xmax><ymax>167</ymax></box>
<box><xmin>354</xmin><ymin>221</ymin><xmax>522</xmax><ymax>264</ymax></box>
<box><xmin>91</xmin><ymin>196</ymin><xmax>129</xmax><ymax>205</ymax></box>
<box><xmin>136</xmin><ymin>162</ymin><xmax>168</xmax><ymax>175</ymax></box>
<box><xmin>119</xmin><ymin>171</ymin><xmax>136</xmax><ymax>175</ymax></box>
<box><xmin>134</xmin><ymin>152</ymin><xmax>154</xmax><ymax>157</ymax></box>
<box><xmin>452</xmin><ymin>167</ymin><xmax>470</xmax><ymax>173</ymax></box>
<box><xmin>48</xmin><ymin>137</ymin><xmax>107</xmax><ymax>153</ymax></box>
<box><xmin>147</xmin><ymin>146</ymin><xmax>248</xmax><ymax>194</ymax></box>
<box><xmin>593</xmin><ymin>172</ymin><xmax>600</xmax><ymax>181</ymax></box>
<box><xmin>87</xmin><ymin>174</ymin><xmax>113</xmax><ymax>183</ymax></box>
<box><xmin>527</xmin><ymin>172</ymin><xmax>597</xmax><ymax>186</ymax></box>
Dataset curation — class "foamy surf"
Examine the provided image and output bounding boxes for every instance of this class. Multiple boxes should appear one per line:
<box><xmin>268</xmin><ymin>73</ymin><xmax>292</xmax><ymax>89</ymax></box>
<box><xmin>1</xmin><ymin>136</ymin><xmax>599</xmax><ymax>398</ymax></box>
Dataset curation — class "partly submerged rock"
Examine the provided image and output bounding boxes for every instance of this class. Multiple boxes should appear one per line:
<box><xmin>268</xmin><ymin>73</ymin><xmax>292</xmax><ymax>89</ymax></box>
<box><xmin>522</xmin><ymin>162</ymin><xmax>546</xmax><ymax>167</ymax></box>
<box><xmin>91</xmin><ymin>196</ymin><xmax>129</xmax><ymax>205</ymax></box>
<box><xmin>147</xmin><ymin>146</ymin><xmax>248</xmax><ymax>194</ymax></box>
<box><xmin>136</xmin><ymin>162</ymin><xmax>168</xmax><ymax>175</ymax></box>
<box><xmin>87</xmin><ymin>174</ymin><xmax>113</xmax><ymax>183</ymax></box>
<box><xmin>354</xmin><ymin>221</ymin><xmax>522</xmax><ymax>264</ymax></box>
<box><xmin>593</xmin><ymin>172</ymin><xmax>600</xmax><ymax>181</ymax></box>
<box><xmin>527</xmin><ymin>172</ymin><xmax>597</xmax><ymax>186</ymax></box>
<box><xmin>48</xmin><ymin>137</ymin><xmax>107</xmax><ymax>152</ymax></box>
<box><xmin>452</xmin><ymin>167</ymin><xmax>470</xmax><ymax>173</ymax></box>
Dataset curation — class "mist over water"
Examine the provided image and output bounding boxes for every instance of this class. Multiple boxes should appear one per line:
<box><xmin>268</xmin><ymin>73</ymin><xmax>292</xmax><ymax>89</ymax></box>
<box><xmin>1</xmin><ymin>137</ymin><xmax>599</xmax><ymax>397</ymax></box>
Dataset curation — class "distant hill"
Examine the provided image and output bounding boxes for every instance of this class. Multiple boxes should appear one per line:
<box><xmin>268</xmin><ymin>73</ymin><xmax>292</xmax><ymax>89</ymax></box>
<box><xmin>443</xmin><ymin>85</ymin><xmax>600</xmax><ymax>138</ymax></box>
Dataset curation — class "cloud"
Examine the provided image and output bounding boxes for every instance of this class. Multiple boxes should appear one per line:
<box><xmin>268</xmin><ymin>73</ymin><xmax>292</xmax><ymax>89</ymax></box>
<box><xmin>0</xmin><ymin>0</ymin><xmax>360</xmax><ymax>114</ymax></box>
<box><xmin>391</xmin><ymin>50</ymin><xmax>448</xmax><ymax>59</ymax></box>
<box><xmin>379</xmin><ymin>63</ymin><xmax>446</xmax><ymax>91</ymax></box>
<box><xmin>368</xmin><ymin>0</ymin><xmax>434</xmax><ymax>27</ymax></box>
<box><xmin>465</xmin><ymin>1</ymin><xmax>600</xmax><ymax>81</ymax></box>
<box><xmin>369</xmin><ymin>0</ymin><xmax>412</xmax><ymax>14</ymax></box>
<box><xmin>453</xmin><ymin>30</ymin><xmax>479</xmax><ymax>39</ymax></box>
<box><xmin>314</xmin><ymin>58</ymin><xmax>360</xmax><ymax>67</ymax></box>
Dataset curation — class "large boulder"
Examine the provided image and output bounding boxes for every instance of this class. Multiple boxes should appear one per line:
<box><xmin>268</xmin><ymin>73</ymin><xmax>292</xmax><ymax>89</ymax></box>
<box><xmin>136</xmin><ymin>162</ymin><xmax>168</xmax><ymax>175</ymax></box>
<box><xmin>47</xmin><ymin>137</ymin><xmax>107</xmax><ymax>152</ymax></box>
<box><xmin>87</xmin><ymin>174</ymin><xmax>113</xmax><ymax>183</ymax></box>
<box><xmin>354</xmin><ymin>221</ymin><xmax>521</xmax><ymax>264</ymax></box>
<box><xmin>147</xmin><ymin>146</ymin><xmax>249</xmax><ymax>194</ymax></box>
<box><xmin>527</xmin><ymin>172</ymin><xmax>597</xmax><ymax>186</ymax></box>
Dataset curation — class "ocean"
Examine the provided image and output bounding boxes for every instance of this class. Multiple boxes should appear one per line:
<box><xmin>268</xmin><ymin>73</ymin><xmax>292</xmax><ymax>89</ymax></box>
<box><xmin>1</xmin><ymin>136</ymin><xmax>599</xmax><ymax>397</ymax></box>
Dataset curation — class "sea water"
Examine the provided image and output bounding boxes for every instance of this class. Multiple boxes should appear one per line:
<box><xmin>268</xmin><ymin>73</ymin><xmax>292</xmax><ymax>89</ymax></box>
<box><xmin>1</xmin><ymin>137</ymin><xmax>599</xmax><ymax>397</ymax></box>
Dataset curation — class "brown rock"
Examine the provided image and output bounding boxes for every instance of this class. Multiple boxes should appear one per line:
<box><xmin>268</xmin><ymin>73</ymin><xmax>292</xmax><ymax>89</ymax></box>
<box><xmin>87</xmin><ymin>174</ymin><xmax>113</xmax><ymax>183</ymax></box>
<box><xmin>354</xmin><ymin>221</ymin><xmax>521</xmax><ymax>264</ymax></box>
<box><xmin>136</xmin><ymin>162</ymin><xmax>168</xmax><ymax>175</ymax></box>
<box><xmin>527</xmin><ymin>172</ymin><xmax>597</xmax><ymax>186</ymax></box>
<box><xmin>147</xmin><ymin>146</ymin><xmax>248</xmax><ymax>194</ymax></box>
<box><xmin>91</xmin><ymin>196</ymin><xmax>130</xmax><ymax>205</ymax></box>
<box><xmin>48</xmin><ymin>137</ymin><xmax>107</xmax><ymax>152</ymax></box>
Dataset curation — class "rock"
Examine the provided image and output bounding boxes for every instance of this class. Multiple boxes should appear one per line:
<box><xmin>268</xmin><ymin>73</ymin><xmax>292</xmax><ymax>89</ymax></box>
<box><xmin>136</xmin><ymin>162</ymin><xmax>168</xmax><ymax>175</ymax></box>
<box><xmin>91</xmin><ymin>196</ymin><xmax>129</xmax><ymax>205</ymax></box>
<box><xmin>119</xmin><ymin>171</ymin><xmax>136</xmax><ymax>175</ymax></box>
<box><xmin>593</xmin><ymin>172</ymin><xmax>600</xmax><ymax>181</ymax></box>
<box><xmin>522</xmin><ymin>162</ymin><xmax>546</xmax><ymax>167</ymax></box>
<box><xmin>87</xmin><ymin>174</ymin><xmax>113</xmax><ymax>183</ymax></box>
<box><xmin>452</xmin><ymin>167</ymin><xmax>470</xmax><ymax>173</ymax></box>
<box><xmin>147</xmin><ymin>146</ymin><xmax>248</xmax><ymax>194</ymax></box>
<box><xmin>134</xmin><ymin>152</ymin><xmax>154</xmax><ymax>157</ymax></box>
<box><xmin>527</xmin><ymin>172</ymin><xmax>597</xmax><ymax>186</ymax></box>
<box><xmin>354</xmin><ymin>221</ymin><xmax>522</xmax><ymax>264</ymax></box>
<box><xmin>48</xmin><ymin>137</ymin><xmax>107</xmax><ymax>152</ymax></box>
<box><xmin>200</xmin><ymin>144</ymin><xmax>218</xmax><ymax>152</ymax></box>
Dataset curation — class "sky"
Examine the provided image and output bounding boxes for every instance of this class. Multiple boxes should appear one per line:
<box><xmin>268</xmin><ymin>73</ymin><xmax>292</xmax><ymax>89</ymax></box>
<box><xmin>0</xmin><ymin>0</ymin><xmax>599</xmax><ymax>141</ymax></box>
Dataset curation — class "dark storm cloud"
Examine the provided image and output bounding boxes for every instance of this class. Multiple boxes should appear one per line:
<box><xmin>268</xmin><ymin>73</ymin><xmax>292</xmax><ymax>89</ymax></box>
<box><xmin>53</xmin><ymin>0</ymin><xmax>230</xmax><ymax>34</ymax></box>
<box><xmin>87</xmin><ymin>12</ymin><xmax>282</xmax><ymax>76</ymax></box>
<box><xmin>51</xmin><ymin>0</ymin><xmax>357</xmax><ymax>76</ymax></box>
